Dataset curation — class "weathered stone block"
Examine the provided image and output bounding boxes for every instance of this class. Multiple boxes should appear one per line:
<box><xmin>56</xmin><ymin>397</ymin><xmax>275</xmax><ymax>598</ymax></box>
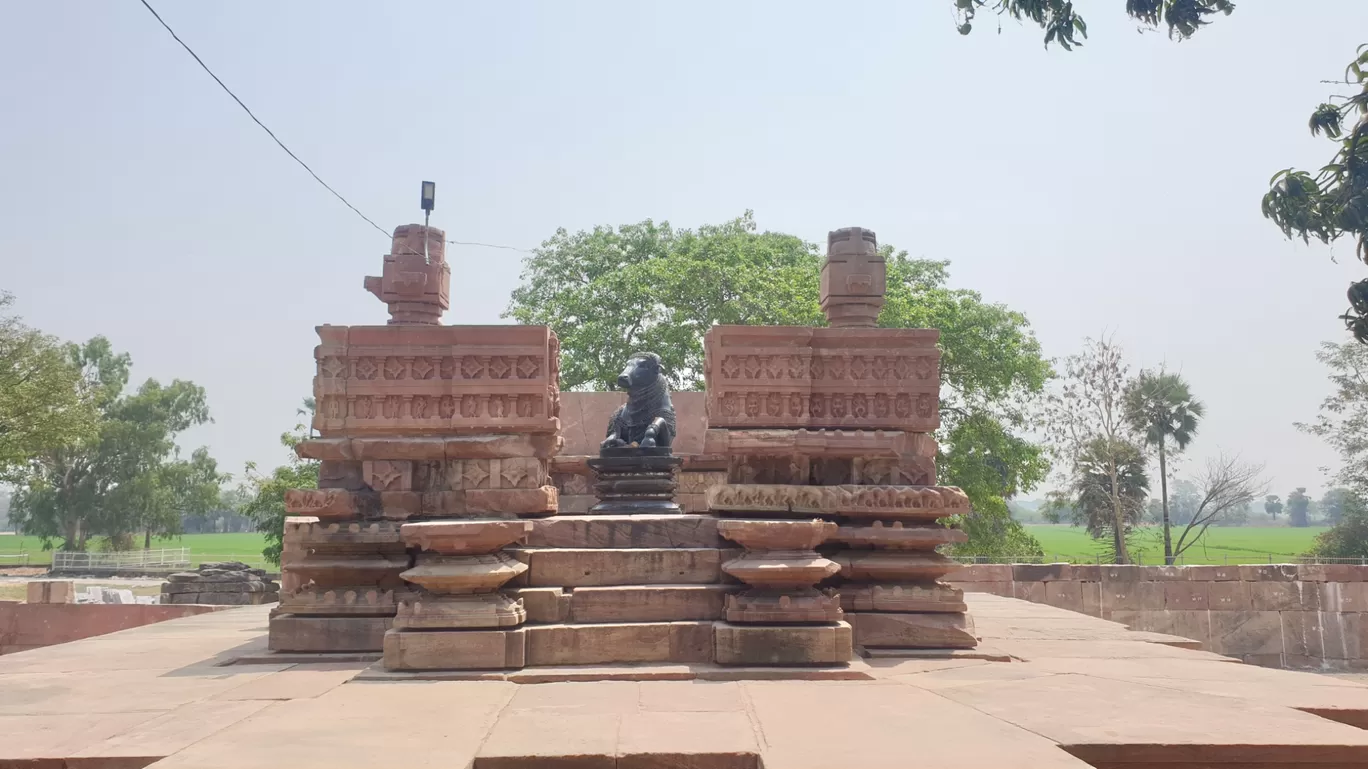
<box><xmin>713</xmin><ymin>621</ymin><xmax>853</xmax><ymax>665</ymax></box>
<box><xmin>26</xmin><ymin>581</ymin><xmax>74</xmax><ymax>604</ymax></box>
<box><xmin>466</xmin><ymin>486</ymin><xmax>558</xmax><ymax>515</ymax></box>
<box><xmin>1071</xmin><ymin>564</ymin><xmax>1103</xmax><ymax>582</ymax></box>
<box><xmin>380</xmin><ymin>491</ymin><xmax>423</xmax><ymax>519</ymax></box>
<box><xmin>950</xmin><ymin>564</ymin><xmax>1012</xmax><ymax>583</ymax></box>
<box><xmin>1013</xmin><ymin>563</ymin><xmax>1070</xmax><ymax>582</ymax></box>
<box><xmin>268</xmin><ymin>615</ymin><xmax>392</xmax><ymax>652</ymax></box>
<box><xmin>284</xmin><ymin>519</ymin><xmax>403</xmax><ymax>547</ymax></box>
<box><xmin>1100</xmin><ymin>565</ymin><xmax>1148</xmax><ymax>583</ymax></box>
<box><xmin>847</xmin><ymin>611</ymin><xmax>977</xmax><ymax>649</ymax></box>
<box><xmin>960</xmin><ymin>581</ymin><xmax>1013</xmax><ymax>598</ymax></box>
<box><xmin>279</xmin><ymin>587</ymin><xmax>408</xmax><ymax>616</ymax></box>
<box><xmin>513</xmin><ymin>547</ymin><xmax>734</xmax><ymax>587</ymax></box>
<box><xmin>525</xmin><ymin>622</ymin><xmax>714</xmax><ymax>665</ymax></box>
<box><xmin>504</xmin><ymin>587</ymin><xmax>570</xmax><ymax>624</ymax></box>
<box><xmin>163</xmin><ymin>581</ymin><xmax>270</xmax><ymax>594</ymax></box>
<box><xmin>839</xmin><ymin>583</ymin><xmax>966</xmax><ymax>613</ymax></box>
<box><xmin>284</xmin><ymin>488</ymin><xmax>367</xmax><ymax>518</ymax></box>
<box><xmin>555</xmin><ymin>494</ymin><xmax>595</xmax><ymax>514</ymax></box>
<box><xmin>364</xmin><ymin>459</ymin><xmax>413</xmax><ymax>492</ymax></box>
<box><xmin>571</xmin><ymin>585</ymin><xmax>733</xmax><ymax>623</ymax></box>
<box><xmin>1239</xmin><ymin>564</ymin><xmax>1299</xmax><ymax>582</ymax></box>
<box><xmin>294</xmin><ymin>437</ymin><xmax>360</xmax><ymax>460</ymax></box>
<box><xmin>1080</xmin><ymin>582</ymin><xmax>1103</xmax><ymax>617</ymax></box>
<box><xmin>1164</xmin><ymin>581</ymin><xmax>1209</xmax><ymax>611</ymax></box>
<box><xmin>1111</xmin><ymin>609</ymin><xmax>1210</xmax><ymax>647</ymax></box>
<box><xmin>1185</xmin><ymin>565</ymin><xmax>1241</xmax><ymax>582</ymax></box>
<box><xmin>1307</xmin><ymin>564</ymin><xmax>1368</xmax><ymax>582</ymax></box>
<box><xmin>527</xmin><ymin>515</ymin><xmax>724</xmax><ymax>549</ymax></box>
<box><xmin>1249</xmin><ymin>581</ymin><xmax>1319</xmax><ymax>612</ymax></box>
<box><xmin>1207</xmin><ymin>610</ymin><xmax>1283</xmax><ymax>656</ymax></box>
<box><xmin>194</xmin><ymin>592</ymin><xmax>278</xmax><ymax>605</ymax></box>
<box><xmin>1012</xmin><ymin>581</ymin><xmax>1046</xmax><ymax>604</ymax></box>
<box><xmin>1100</xmin><ymin>580</ymin><xmax>1165</xmax><ymax>614</ymax></box>
<box><xmin>382</xmin><ymin>627</ymin><xmax>526</xmax><ymax>670</ymax></box>
<box><xmin>1320</xmin><ymin>581</ymin><xmax>1368</xmax><ymax>612</ymax></box>
<box><xmin>1043</xmin><ymin>580</ymin><xmax>1084</xmax><ymax>613</ymax></box>
<box><xmin>1208</xmin><ymin>580</ymin><xmax>1252</xmax><ymax>611</ymax></box>
<box><xmin>1281</xmin><ymin>611</ymin><xmax>1361</xmax><ymax>661</ymax></box>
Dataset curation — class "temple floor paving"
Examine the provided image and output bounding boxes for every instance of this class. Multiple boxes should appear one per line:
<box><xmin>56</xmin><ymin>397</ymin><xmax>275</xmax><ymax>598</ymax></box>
<box><xmin>8</xmin><ymin>594</ymin><xmax>1368</xmax><ymax>768</ymax></box>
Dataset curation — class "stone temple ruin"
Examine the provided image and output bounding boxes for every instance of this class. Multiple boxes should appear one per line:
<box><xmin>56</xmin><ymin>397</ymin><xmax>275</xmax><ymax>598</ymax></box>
<box><xmin>271</xmin><ymin>224</ymin><xmax>975</xmax><ymax>670</ymax></box>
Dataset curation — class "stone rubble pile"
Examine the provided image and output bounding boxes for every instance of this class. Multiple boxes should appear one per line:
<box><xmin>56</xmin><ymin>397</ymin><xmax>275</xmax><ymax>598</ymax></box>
<box><xmin>161</xmin><ymin>561</ymin><xmax>280</xmax><ymax>605</ymax></box>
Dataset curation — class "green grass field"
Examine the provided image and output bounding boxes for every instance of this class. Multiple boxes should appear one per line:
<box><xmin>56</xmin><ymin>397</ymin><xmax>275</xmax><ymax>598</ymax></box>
<box><xmin>1024</xmin><ymin>524</ymin><xmax>1329</xmax><ymax>565</ymax></box>
<box><xmin>0</xmin><ymin>532</ymin><xmax>271</xmax><ymax>569</ymax></box>
<box><xmin>0</xmin><ymin>525</ymin><xmax>1339</xmax><ymax>568</ymax></box>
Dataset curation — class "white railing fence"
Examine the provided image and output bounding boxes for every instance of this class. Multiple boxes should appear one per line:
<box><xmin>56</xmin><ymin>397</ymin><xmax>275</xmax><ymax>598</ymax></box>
<box><xmin>51</xmin><ymin>548</ymin><xmax>191</xmax><ymax>572</ymax></box>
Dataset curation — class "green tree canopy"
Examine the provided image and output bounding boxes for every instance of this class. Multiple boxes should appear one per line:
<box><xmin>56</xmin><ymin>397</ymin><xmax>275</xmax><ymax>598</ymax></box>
<box><xmin>1321</xmin><ymin>487</ymin><xmax>1357</xmax><ymax>525</ymax></box>
<box><xmin>239</xmin><ymin>399</ymin><xmax>317</xmax><ymax>566</ymax></box>
<box><xmin>9</xmin><ymin>337</ymin><xmax>218</xmax><ymax>551</ymax></box>
<box><xmin>1312</xmin><ymin>491</ymin><xmax>1368</xmax><ymax>559</ymax></box>
<box><xmin>1123</xmin><ymin>369</ymin><xmax>1204</xmax><ymax>564</ymax></box>
<box><xmin>0</xmin><ymin>292</ymin><xmax>98</xmax><ymax>476</ymax></box>
<box><xmin>1263</xmin><ymin>47</ymin><xmax>1368</xmax><ymax>343</ymax></box>
<box><xmin>1298</xmin><ymin>341</ymin><xmax>1368</xmax><ymax>492</ymax></box>
<box><xmin>506</xmin><ymin>213</ymin><xmax>1050</xmax><ymax>559</ymax></box>
<box><xmin>1300</xmin><ymin>341</ymin><xmax>1368</xmax><ymax>553</ymax></box>
<box><xmin>1041</xmin><ymin>336</ymin><xmax>1149</xmax><ymax>563</ymax></box>
<box><xmin>1287</xmin><ymin>487</ymin><xmax>1312</xmax><ymax>528</ymax></box>
<box><xmin>954</xmin><ymin>0</ymin><xmax>1234</xmax><ymax>49</ymax></box>
<box><xmin>1265</xmin><ymin>494</ymin><xmax>1283</xmax><ymax>520</ymax></box>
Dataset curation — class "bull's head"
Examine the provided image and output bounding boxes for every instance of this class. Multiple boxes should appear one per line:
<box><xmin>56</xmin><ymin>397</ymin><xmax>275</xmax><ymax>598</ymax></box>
<box><xmin>618</xmin><ymin>352</ymin><xmax>662</xmax><ymax>390</ymax></box>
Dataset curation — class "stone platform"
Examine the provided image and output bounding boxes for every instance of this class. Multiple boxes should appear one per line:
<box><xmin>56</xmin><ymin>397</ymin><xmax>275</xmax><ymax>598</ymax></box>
<box><xmin>11</xmin><ymin>594</ymin><xmax>1368</xmax><ymax>768</ymax></box>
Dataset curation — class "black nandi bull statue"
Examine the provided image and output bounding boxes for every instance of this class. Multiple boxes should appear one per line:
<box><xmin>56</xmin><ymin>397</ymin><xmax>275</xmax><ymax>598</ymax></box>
<box><xmin>601</xmin><ymin>352</ymin><xmax>676</xmax><ymax>451</ymax></box>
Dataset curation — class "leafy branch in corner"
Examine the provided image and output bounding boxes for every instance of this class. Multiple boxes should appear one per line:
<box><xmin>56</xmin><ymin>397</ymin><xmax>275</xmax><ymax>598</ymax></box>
<box><xmin>953</xmin><ymin>0</ymin><xmax>1234</xmax><ymax>50</ymax></box>
<box><xmin>1264</xmin><ymin>45</ymin><xmax>1368</xmax><ymax>343</ymax></box>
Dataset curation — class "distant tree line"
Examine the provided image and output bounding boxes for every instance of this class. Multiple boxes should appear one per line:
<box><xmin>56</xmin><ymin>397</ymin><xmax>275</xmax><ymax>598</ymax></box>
<box><xmin>0</xmin><ymin>291</ymin><xmax>226</xmax><ymax>552</ymax></box>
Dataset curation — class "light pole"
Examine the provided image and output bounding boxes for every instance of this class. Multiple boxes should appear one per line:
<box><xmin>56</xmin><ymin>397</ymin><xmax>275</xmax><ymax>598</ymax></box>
<box><xmin>420</xmin><ymin>181</ymin><xmax>436</xmax><ymax>264</ymax></box>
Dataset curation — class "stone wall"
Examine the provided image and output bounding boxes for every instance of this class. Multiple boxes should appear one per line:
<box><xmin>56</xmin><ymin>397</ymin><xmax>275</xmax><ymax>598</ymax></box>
<box><xmin>558</xmin><ymin>391</ymin><xmax>707</xmax><ymax>456</ymax></box>
<box><xmin>949</xmin><ymin>563</ymin><xmax>1368</xmax><ymax>670</ymax></box>
<box><xmin>0</xmin><ymin>603</ymin><xmax>225</xmax><ymax>655</ymax></box>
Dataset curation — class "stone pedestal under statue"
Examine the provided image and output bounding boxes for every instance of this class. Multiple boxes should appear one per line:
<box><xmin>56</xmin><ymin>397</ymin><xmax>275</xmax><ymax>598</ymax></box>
<box><xmin>587</xmin><ymin>447</ymin><xmax>683</xmax><ymax>514</ymax></box>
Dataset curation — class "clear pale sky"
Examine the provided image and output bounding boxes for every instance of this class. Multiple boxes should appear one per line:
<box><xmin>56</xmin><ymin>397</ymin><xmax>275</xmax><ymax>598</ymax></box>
<box><xmin>2</xmin><ymin>2</ymin><xmax>1365</xmax><ymax>498</ymax></box>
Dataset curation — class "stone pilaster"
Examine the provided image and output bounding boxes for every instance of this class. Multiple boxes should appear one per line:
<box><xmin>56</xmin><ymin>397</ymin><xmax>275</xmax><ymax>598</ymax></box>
<box><xmin>383</xmin><ymin>520</ymin><xmax>532</xmax><ymax>670</ymax></box>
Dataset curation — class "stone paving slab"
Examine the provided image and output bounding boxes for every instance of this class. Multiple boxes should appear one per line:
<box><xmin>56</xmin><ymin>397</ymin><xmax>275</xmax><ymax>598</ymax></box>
<box><xmin>746</xmin><ymin>680</ymin><xmax>1092</xmax><ymax>769</ymax></box>
<box><xmin>151</xmin><ymin>681</ymin><xmax>517</xmax><ymax>769</ymax></box>
<box><xmin>66</xmin><ymin>699</ymin><xmax>274</xmax><ymax>766</ymax></box>
<box><xmin>210</xmin><ymin>661</ymin><xmax>370</xmax><ymax>701</ymax></box>
<box><xmin>939</xmin><ymin>672</ymin><xmax>1368</xmax><ymax>765</ymax></box>
<box><xmin>7</xmin><ymin>597</ymin><xmax>1368</xmax><ymax>767</ymax></box>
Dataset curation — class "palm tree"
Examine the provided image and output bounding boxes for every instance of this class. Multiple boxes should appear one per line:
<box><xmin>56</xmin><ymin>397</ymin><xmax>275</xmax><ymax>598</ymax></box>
<box><xmin>1123</xmin><ymin>370</ymin><xmax>1204</xmax><ymax>564</ymax></box>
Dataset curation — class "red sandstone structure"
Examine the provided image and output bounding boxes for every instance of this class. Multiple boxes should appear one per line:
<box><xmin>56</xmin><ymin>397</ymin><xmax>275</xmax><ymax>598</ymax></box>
<box><xmin>270</xmin><ymin>223</ymin><xmax>976</xmax><ymax>669</ymax></box>
<box><xmin>703</xmin><ymin>226</ymin><xmax>975</xmax><ymax>657</ymax></box>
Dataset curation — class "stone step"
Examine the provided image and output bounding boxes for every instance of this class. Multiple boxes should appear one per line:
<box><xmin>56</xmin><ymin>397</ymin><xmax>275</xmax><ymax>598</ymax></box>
<box><xmin>714</xmin><ymin>621</ymin><xmax>853</xmax><ymax>665</ymax></box>
<box><xmin>847</xmin><ymin>611</ymin><xmax>977</xmax><ymax>650</ymax></box>
<box><xmin>525</xmin><ymin>621</ymin><xmax>714</xmax><ymax>666</ymax></box>
<box><xmin>508</xmin><ymin>547</ymin><xmax>740</xmax><ymax>588</ymax></box>
<box><xmin>383</xmin><ymin>627</ymin><xmax>526</xmax><ymax>670</ymax></box>
<box><xmin>269</xmin><ymin>614</ymin><xmax>392</xmax><ymax>652</ymax></box>
<box><xmin>570</xmin><ymin>585</ymin><xmax>735</xmax><ymax>623</ymax></box>
<box><xmin>526</xmin><ymin>514</ymin><xmax>724</xmax><ymax>548</ymax></box>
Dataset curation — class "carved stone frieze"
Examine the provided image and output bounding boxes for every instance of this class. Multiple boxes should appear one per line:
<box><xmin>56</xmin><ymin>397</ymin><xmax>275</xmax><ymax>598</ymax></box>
<box><xmin>703</xmin><ymin>326</ymin><xmax>940</xmax><ymax>431</ymax></box>
<box><xmin>706</xmin><ymin>484</ymin><xmax>970</xmax><ymax>518</ymax></box>
<box><xmin>311</xmin><ymin>325</ymin><xmax>560</xmax><ymax>436</ymax></box>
